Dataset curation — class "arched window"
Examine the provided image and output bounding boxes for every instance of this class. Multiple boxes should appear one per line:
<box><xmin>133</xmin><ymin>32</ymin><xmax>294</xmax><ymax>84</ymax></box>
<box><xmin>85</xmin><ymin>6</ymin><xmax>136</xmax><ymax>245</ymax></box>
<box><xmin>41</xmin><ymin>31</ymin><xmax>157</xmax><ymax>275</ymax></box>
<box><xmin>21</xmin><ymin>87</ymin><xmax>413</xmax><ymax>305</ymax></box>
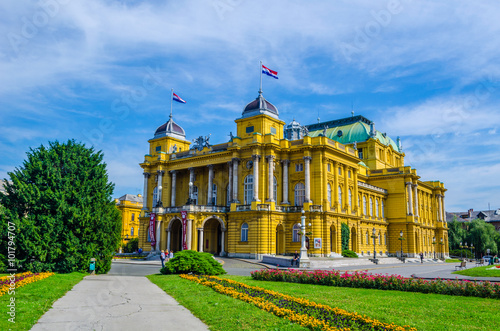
<box><xmin>370</xmin><ymin>197</ymin><xmax>373</xmax><ymax>216</ymax></box>
<box><xmin>130</xmin><ymin>227</ymin><xmax>134</xmax><ymax>236</ymax></box>
<box><xmin>294</xmin><ymin>183</ymin><xmax>305</xmax><ymax>206</ymax></box>
<box><xmin>273</xmin><ymin>176</ymin><xmax>278</xmax><ymax>202</ymax></box>
<box><xmin>244</xmin><ymin>175</ymin><xmax>253</xmax><ymax>205</ymax></box>
<box><xmin>363</xmin><ymin>196</ymin><xmax>367</xmax><ymax>215</ymax></box>
<box><xmin>152</xmin><ymin>186</ymin><xmax>158</xmax><ymax>207</ymax></box>
<box><xmin>212</xmin><ymin>184</ymin><xmax>217</xmax><ymax>205</ymax></box>
<box><xmin>348</xmin><ymin>189</ymin><xmax>352</xmax><ymax>209</ymax></box>
<box><xmin>378</xmin><ymin>232</ymin><xmax>381</xmax><ymax>245</ymax></box>
<box><xmin>192</xmin><ymin>185</ymin><xmax>198</xmax><ymax>205</ymax></box>
<box><xmin>376</xmin><ymin>199</ymin><xmax>379</xmax><ymax>217</ymax></box>
<box><xmin>241</xmin><ymin>223</ymin><xmax>249</xmax><ymax>242</ymax></box>
<box><xmin>338</xmin><ymin>186</ymin><xmax>342</xmax><ymax>206</ymax></box>
<box><xmin>382</xmin><ymin>200</ymin><xmax>385</xmax><ymax>218</ymax></box>
<box><xmin>292</xmin><ymin>223</ymin><xmax>301</xmax><ymax>242</ymax></box>
<box><xmin>327</xmin><ymin>184</ymin><xmax>332</xmax><ymax>207</ymax></box>
<box><xmin>226</xmin><ymin>184</ymin><xmax>231</xmax><ymax>206</ymax></box>
<box><xmin>366</xmin><ymin>231</ymin><xmax>369</xmax><ymax>245</ymax></box>
<box><xmin>384</xmin><ymin>233</ymin><xmax>387</xmax><ymax>245</ymax></box>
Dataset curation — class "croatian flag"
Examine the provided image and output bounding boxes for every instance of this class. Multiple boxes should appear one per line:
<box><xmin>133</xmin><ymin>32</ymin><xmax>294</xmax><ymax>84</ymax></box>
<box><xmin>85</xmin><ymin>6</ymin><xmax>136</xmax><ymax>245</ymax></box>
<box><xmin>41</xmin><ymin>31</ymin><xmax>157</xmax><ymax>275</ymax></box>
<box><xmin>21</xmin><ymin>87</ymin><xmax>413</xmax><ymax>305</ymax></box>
<box><xmin>262</xmin><ymin>64</ymin><xmax>278</xmax><ymax>79</ymax></box>
<box><xmin>173</xmin><ymin>92</ymin><xmax>186</xmax><ymax>103</ymax></box>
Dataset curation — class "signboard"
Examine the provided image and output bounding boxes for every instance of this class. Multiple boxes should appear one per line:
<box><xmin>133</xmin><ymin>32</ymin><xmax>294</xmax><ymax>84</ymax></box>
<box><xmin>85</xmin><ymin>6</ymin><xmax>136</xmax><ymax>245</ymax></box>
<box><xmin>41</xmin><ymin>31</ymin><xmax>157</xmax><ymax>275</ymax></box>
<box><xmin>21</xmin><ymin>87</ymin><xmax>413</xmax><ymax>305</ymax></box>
<box><xmin>181</xmin><ymin>210</ymin><xmax>188</xmax><ymax>250</ymax></box>
<box><xmin>314</xmin><ymin>238</ymin><xmax>322</xmax><ymax>249</ymax></box>
<box><xmin>149</xmin><ymin>213</ymin><xmax>156</xmax><ymax>248</ymax></box>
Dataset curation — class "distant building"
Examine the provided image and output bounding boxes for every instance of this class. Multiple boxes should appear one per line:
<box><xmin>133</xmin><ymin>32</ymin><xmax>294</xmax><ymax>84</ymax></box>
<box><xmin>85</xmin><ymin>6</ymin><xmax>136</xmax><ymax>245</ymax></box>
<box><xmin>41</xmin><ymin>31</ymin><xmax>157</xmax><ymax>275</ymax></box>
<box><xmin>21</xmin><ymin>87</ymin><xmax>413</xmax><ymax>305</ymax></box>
<box><xmin>447</xmin><ymin>208</ymin><xmax>500</xmax><ymax>231</ymax></box>
<box><xmin>115</xmin><ymin>194</ymin><xmax>143</xmax><ymax>248</ymax></box>
<box><xmin>137</xmin><ymin>91</ymin><xmax>449</xmax><ymax>259</ymax></box>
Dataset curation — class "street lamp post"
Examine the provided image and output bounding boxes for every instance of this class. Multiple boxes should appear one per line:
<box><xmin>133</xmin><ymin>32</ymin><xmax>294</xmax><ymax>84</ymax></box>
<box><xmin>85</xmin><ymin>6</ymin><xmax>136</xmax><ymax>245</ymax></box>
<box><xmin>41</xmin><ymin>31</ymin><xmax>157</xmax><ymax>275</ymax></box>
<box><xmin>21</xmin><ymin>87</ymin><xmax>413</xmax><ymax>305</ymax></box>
<box><xmin>460</xmin><ymin>242</ymin><xmax>463</xmax><ymax>260</ymax></box>
<box><xmin>470</xmin><ymin>243</ymin><xmax>474</xmax><ymax>260</ymax></box>
<box><xmin>398</xmin><ymin>230</ymin><xmax>405</xmax><ymax>263</ymax></box>
<box><xmin>439</xmin><ymin>238</ymin><xmax>444</xmax><ymax>259</ymax></box>
<box><xmin>432</xmin><ymin>237</ymin><xmax>436</xmax><ymax>260</ymax></box>
<box><xmin>299</xmin><ymin>210</ymin><xmax>309</xmax><ymax>265</ymax></box>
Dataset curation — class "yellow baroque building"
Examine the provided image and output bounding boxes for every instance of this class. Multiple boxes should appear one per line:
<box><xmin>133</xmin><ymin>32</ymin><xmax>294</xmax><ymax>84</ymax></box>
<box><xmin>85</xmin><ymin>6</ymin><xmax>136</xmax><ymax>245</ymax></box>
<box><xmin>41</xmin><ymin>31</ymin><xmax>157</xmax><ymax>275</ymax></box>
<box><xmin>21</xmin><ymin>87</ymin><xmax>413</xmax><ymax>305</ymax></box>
<box><xmin>116</xmin><ymin>194</ymin><xmax>143</xmax><ymax>248</ymax></box>
<box><xmin>138</xmin><ymin>91</ymin><xmax>449</xmax><ymax>259</ymax></box>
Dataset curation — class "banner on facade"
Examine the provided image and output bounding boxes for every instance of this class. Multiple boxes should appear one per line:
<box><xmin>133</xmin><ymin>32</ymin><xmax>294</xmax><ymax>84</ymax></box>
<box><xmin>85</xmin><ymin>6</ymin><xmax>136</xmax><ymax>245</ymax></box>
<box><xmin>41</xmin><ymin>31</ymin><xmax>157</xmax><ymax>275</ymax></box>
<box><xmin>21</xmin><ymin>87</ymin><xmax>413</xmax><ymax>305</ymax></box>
<box><xmin>149</xmin><ymin>213</ymin><xmax>156</xmax><ymax>248</ymax></box>
<box><xmin>181</xmin><ymin>210</ymin><xmax>188</xmax><ymax>250</ymax></box>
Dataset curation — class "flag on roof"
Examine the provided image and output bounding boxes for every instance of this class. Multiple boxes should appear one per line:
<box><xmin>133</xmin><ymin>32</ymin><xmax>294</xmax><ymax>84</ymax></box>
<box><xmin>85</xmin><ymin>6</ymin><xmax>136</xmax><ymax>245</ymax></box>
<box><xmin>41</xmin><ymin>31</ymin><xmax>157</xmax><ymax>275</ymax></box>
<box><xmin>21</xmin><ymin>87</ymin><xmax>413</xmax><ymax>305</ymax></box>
<box><xmin>262</xmin><ymin>64</ymin><xmax>278</xmax><ymax>79</ymax></box>
<box><xmin>173</xmin><ymin>92</ymin><xmax>186</xmax><ymax>103</ymax></box>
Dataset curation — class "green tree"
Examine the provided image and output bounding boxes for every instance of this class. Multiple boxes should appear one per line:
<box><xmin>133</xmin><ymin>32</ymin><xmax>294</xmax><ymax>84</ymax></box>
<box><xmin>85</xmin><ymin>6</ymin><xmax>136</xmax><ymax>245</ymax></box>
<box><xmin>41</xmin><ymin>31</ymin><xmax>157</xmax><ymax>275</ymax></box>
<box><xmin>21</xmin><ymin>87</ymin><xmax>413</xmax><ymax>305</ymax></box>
<box><xmin>0</xmin><ymin>140</ymin><xmax>121</xmax><ymax>274</ymax></box>
<box><xmin>467</xmin><ymin>219</ymin><xmax>499</xmax><ymax>256</ymax></box>
<box><xmin>341</xmin><ymin>223</ymin><xmax>350</xmax><ymax>251</ymax></box>
<box><xmin>447</xmin><ymin>216</ymin><xmax>466</xmax><ymax>250</ymax></box>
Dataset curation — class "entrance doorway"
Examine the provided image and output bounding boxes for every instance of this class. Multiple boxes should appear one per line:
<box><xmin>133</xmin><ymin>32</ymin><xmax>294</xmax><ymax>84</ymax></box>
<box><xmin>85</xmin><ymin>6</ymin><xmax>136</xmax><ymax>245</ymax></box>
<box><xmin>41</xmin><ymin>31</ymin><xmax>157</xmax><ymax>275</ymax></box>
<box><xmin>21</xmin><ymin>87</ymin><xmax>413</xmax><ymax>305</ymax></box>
<box><xmin>276</xmin><ymin>224</ymin><xmax>285</xmax><ymax>255</ymax></box>
<box><xmin>170</xmin><ymin>219</ymin><xmax>183</xmax><ymax>253</ymax></box>
<box><xmin>203</xmin><ymin>218</ymin><xmax>222</xmax><ymax>255</ymax></box>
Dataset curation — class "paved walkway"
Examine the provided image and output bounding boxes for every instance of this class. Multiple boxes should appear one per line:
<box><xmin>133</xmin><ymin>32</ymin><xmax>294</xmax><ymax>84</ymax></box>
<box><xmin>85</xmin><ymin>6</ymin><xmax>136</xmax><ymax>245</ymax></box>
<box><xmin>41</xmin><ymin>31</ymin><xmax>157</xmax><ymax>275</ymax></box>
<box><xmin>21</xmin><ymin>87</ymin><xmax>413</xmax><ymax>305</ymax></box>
<box><xmin>31</xmin><ymin>275</ymin><xmax>209</xmax><ymax>331</ymax></box>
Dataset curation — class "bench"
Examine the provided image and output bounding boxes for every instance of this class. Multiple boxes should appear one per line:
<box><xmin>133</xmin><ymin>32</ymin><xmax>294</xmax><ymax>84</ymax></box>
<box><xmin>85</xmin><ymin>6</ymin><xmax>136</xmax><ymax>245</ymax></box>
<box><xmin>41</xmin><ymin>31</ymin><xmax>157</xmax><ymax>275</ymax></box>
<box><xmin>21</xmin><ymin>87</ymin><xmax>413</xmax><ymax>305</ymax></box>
<box><xmin>475</xmin><ymin>259</ymin><xmax>485</xmax><ymax>267</ymax></box>
<box><xmin>455</xmin><ymin>261</ymin><xmax>466</xmax><ymax>270</ymax></box>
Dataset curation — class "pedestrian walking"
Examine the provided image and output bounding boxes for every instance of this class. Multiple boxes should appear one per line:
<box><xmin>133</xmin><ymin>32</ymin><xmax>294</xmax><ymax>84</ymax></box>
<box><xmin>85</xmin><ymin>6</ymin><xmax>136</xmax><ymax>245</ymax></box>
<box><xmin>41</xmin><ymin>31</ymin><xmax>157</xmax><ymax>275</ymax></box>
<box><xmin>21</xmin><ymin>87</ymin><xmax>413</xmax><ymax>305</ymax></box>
<box><xmin>420</xmin><ymin>252</ymin><xmax>424</xmax><ymax>263</ymax></box>
<box><xmin>160</xmin><ymin>250</ymin><xmax>166</xmax><ymax>268</ymax></box>
<box><xmin>169</xmin><ymin>250</ymin><xmax>174</xmax><ymax>259</ymax></box>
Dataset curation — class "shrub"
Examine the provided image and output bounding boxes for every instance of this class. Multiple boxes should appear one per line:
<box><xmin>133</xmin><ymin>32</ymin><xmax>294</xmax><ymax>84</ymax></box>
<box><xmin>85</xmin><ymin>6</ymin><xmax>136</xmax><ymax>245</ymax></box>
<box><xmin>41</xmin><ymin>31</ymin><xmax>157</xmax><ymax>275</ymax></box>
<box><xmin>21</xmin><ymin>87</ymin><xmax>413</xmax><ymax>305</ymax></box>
<box><xmin>449</xmin><ymin>249</ymin><xmax>473</xmax><ymax>259</ymax></box>
<box><xmin>342</xmin><ymin>250</ymin><xmax>358</xmax><ymax>258</ymax></box>
<box><xmin>160</xmin><ymin>250</ymin><xmax>226</xmax><ymax>275</ymax></box>
<box><xmin>123</xmin><ymin>238</ymin><xmax>139</xmax><ymax>253</ymax></box>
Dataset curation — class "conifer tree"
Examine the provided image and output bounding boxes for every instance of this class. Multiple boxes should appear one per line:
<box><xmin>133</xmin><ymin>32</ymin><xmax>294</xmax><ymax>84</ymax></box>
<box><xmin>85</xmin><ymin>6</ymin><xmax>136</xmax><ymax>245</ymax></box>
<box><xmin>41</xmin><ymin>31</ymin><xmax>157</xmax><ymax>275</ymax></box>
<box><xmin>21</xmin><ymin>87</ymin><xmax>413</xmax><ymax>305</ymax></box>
<box><xmin>0</xmin><ymin>140</ymin><xmax>121</xmax><ymax>273</ymax></box>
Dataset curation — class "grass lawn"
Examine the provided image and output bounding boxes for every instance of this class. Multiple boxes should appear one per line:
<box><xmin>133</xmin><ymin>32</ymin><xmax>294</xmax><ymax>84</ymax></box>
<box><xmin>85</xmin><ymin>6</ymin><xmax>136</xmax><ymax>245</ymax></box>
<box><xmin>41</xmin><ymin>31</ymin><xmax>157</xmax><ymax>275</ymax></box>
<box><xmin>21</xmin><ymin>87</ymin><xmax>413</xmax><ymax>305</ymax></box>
<box><xmin>454</xmin><ymin>265</ymin><xmax>500</xmax><ymax>277</ymax></box>
<box><xmin>149</xmin><ymin>273</ymin><xmax>500</xmax><ymax>331</ymax></box>
<box><xmin>445</xmin><ymin>259</ymin><xmax>461</xmax><ymax>263</ymax></box>
<box><xmin>0</xmin><ymin>272</ymin><xmax>85</xmax><ymax>331</ymax></box>
<box><xmin>148</xmin><ymin>274</ymin><xmax>306</xmax><ymax>331</ymax></box>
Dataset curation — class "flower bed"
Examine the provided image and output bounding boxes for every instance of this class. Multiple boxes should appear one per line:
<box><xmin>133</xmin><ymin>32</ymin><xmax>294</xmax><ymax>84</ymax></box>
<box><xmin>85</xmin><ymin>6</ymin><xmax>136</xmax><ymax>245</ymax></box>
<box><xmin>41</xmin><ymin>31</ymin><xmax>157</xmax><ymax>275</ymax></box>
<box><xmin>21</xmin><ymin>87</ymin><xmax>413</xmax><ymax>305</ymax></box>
<box><xmin>251</xmin><ymin>269</ymin><xmax>500</xmax><ymax>299</ymax></box>
<box><xmin>0</xmin><ymin>271</ymin><xmax>55</xmax><ymax>297</ymax></box>
<box><xmin>181</xmin><ymin>274</ymin><xmax>416</xmax><ymax>331</ymax></box>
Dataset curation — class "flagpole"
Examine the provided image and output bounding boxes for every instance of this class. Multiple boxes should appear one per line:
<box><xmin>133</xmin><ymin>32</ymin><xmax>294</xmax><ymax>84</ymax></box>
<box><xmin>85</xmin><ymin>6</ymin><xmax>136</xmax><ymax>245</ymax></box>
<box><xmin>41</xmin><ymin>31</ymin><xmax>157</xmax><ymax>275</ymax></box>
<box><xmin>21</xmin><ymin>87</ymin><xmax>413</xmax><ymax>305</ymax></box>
<box><xmin>170</xmin><ymin>88</ymin><xmax>173</xmax><ymax>120</ymax></box>
<box><xmin>259</xmin><ymin>60</ymin><xmax>263</xmax><ymax>95</ymax></box>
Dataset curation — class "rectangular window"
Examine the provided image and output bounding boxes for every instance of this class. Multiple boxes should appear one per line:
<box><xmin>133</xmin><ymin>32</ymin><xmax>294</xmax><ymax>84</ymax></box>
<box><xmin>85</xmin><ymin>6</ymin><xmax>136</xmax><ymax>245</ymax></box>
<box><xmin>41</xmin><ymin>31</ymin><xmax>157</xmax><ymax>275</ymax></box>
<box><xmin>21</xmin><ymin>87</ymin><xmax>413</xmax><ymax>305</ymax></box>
<box><xmin>131</xmin><ymin>213</ymin><xmax>135</xmax><ymax>222</ymax></box>
<box><xmin>246</xmin><ymin>126</ymin><xmax>254</xmax><ymax>133</ymax></box>
<box><xmin>295</xmin><ymin>163</ymin><xmax>303</xmax><ymax>172</ymax></box>
<box><xmin>270</xmin><ymin>127</ymin><xmax>277</xmax><ymax>135</ymax></box>
<box><xmin>358</xmin><ymin>148</ymin><xmax>363</xmax><ymax>159</ymax></box>
<box><xmin>327</xmin><ymin>163</ymin><xmax>331</xmax><ymax>172</ymax></box>
<box><xmin>155</xmin><ymin>146</ymin><xmax>161</xmax><ymax>152</ymax></box>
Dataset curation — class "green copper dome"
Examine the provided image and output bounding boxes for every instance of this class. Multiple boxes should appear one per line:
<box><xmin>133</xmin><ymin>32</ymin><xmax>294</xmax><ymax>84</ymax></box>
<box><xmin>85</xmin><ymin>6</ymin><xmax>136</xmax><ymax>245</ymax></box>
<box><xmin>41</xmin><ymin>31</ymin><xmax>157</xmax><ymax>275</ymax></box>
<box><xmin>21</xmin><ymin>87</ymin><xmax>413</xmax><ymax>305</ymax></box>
<box><xmin>306</xmin><ymin>115</ymin><xmax>400</xmax><ymax>152</ymax></box>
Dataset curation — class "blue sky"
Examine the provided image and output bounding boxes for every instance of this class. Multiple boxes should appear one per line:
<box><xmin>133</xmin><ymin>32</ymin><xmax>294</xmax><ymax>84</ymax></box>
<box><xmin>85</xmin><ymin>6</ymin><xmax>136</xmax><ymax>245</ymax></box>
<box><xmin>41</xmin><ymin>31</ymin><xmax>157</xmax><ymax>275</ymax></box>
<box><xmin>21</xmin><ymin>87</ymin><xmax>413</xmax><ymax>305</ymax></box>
<box><xmin>1</xmin><ymin>0</ymin><xmax>499</xmax><ymax>212</ymax></box>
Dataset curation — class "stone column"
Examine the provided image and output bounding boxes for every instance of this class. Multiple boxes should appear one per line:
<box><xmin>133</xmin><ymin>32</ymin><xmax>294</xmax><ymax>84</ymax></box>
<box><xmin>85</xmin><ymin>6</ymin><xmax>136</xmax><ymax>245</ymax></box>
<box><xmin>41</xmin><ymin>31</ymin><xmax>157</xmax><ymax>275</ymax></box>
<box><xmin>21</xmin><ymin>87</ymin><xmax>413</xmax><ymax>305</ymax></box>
<box><xmin>267</xmin><ymin>155</ymin><xmax>275</xmax><ymax>201</ymax></box>
<box><xmin>252</xmin><ymin>155</ymin><xmax>260</xmax><ymax>202</ymax></box>
<box><xmin>187</xmin><ymin>219</ymin><xmax>193</xmax><ymax>250</ymax></box>
<box><xmin>353</xmin><ymin>169</ymin><xmax>359</xmax><ymax>215</ymax></box>
<box><xmin>304</xmin><ymin>156</ymin><xmax>312</xmax><ymax>203</ymax></box>
<box><xmin>281</xmin><ymin>160</ymin><xmax>290</xmax><ymax>204</ymax></box>
<box><xmin>167</xmin><ymin>229</ymin><xmax>171</xmax><ymax>251</ymax></box>
<box><xmin>228</xmin><ymin>161</ymin><xmax>233</xmax><ymax>203</ymax></box>
<box><xmin>413</xmin><ymin>184</ymin><xmax>419</xmax><ymax>217</ymax></box>
<box><xmin>207</xmin><ymin>165</ymin><xmax>214</xmax><ymax>205</ymax></box>
<box><xmin>406</xmin><ymin>182</ymin><xmax>413</xmax><ymax>215</ymax></box>
<box><xmin>198</xmin><ymin>228</ymin><xmax>204</xmax><ymax>252</ymax></box>
<box><xmin>220</xmin><ymin>229</ymin><xmax>226</xmax><ymax>256</ymax></box>
<box><xmin>170</xmin><ymin>170</ymin><xmax>176</xmax><ymax>207</ymax></box>
<box><xmin>333</xmin><ymin>161</ymin><xmax>339</xmax><ymax>210</ymax></box>
<box><xmin>157</xmin><ymin>171</ymin><xmax>164</xmax><ymax>207</ymax></box>
<box><xmin>155</xmin><ymin>220</ymin><xmax>162</xmax><ymax>251</ymax></box>
<box><xmin>437</xmin><ymin>195</ymin><xmax>442</xmax><ymax>221</ymax></box>
<box><xmin>142</xmin><ymin>172</ymin><xmax>150</xmax><ymax>210</ymax></box>
<box><xmin>441</xmin><ymin>195</ymin><xmax>446</xmax><ymax>223</ymax></box>
<box><xmin>232</xmin><ymin>158</ymin><xmax>239</xmax><ymax>203</ymax></box>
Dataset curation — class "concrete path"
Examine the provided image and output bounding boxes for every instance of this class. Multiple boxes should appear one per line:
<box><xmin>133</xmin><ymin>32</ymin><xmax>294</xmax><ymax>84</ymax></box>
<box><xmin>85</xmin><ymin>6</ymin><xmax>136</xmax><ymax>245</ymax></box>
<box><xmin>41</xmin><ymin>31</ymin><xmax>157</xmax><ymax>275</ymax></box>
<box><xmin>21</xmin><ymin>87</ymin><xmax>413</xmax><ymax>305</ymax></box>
<box><xmin>30</xmin><ymin>275</ymin><xmax>209</xmax><ymax>331</ymax></box>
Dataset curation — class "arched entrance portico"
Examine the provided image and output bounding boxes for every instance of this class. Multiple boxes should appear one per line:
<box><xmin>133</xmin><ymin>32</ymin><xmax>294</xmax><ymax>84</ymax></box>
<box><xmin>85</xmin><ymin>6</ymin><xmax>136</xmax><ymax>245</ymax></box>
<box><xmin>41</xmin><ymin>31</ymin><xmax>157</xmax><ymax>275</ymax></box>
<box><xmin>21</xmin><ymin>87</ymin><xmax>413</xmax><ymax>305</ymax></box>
<box><xmin>276</xmin><ymin>224</ymin><xmax>285</xmax><ymax>255</ymax></box>
<box><xmin>168</xmin><ymin>218</ymin><xmax>183</xmax><ymax>253</ymax></box>
<box><xmin>201</xmin><ymin>217</ymin><xmax>226</xmax><ymax>256</ymax></box>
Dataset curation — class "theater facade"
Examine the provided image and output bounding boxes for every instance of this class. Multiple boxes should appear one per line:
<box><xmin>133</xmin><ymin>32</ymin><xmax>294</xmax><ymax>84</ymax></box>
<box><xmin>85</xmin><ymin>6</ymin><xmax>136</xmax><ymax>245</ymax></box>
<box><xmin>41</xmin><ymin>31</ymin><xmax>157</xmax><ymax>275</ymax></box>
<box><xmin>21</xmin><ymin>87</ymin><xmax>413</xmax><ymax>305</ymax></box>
<box><xmin>138</xmin><ymin>91</ymin><xmax>449</xmax><ymax>259</ymax></box>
